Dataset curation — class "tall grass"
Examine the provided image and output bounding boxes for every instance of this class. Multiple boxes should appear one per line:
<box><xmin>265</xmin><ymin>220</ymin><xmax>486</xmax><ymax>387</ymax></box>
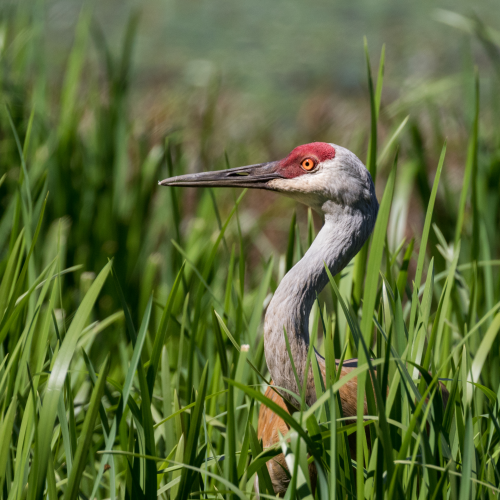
<box><xmin>1</xmin><ymin>4</ymin><xmax>500</xmax><ymax>499</ymax></box>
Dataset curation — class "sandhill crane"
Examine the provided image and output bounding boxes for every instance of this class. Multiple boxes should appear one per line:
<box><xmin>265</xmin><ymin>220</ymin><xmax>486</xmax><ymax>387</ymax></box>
<box><xmin>160</xmin><ymin>142</ymin><xmax>380</xmax><ymax>495</ymax></box>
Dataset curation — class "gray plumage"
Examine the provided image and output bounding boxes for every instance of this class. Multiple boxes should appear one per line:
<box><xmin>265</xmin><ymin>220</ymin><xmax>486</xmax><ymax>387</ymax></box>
<box><xmin>265</xmin><ymin>145</ymin><xmax>379</xmax><ymax>407</ymax></box>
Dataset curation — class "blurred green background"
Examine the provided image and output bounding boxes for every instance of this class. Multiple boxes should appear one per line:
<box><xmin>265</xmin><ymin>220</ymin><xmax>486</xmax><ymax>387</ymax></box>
<box><xmin>2</xmin><ymin>0</ymin><xmax>500</xmax><ymax>326</ymax></box>
<box><xmin>2</xmin><ymin>1</ymin><xmax>500</xmax><ymax>498</ymax></box>
<box><xmin>40</xmin><ymin>0</ymin><xmax>499</xmax><ymax>106</ymax></box>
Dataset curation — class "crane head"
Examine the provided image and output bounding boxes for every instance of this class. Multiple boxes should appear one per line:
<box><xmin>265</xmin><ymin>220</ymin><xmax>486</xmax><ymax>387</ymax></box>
<box><xmin>159</xmin><ymin>142</ymin><xmax>377</xmax><ymax>215</ymax></box>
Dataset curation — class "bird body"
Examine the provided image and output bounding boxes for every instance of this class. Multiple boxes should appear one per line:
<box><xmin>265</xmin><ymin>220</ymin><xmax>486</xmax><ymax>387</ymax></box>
<box><xmin>256</xmin><ymin>145</ymin><xmax>378</xmax><ymax>495</ymax></box>
<box><xmin>160</xmin><ymin>142</ymin><xmax>380</xmax><ymax>495</ymax></box>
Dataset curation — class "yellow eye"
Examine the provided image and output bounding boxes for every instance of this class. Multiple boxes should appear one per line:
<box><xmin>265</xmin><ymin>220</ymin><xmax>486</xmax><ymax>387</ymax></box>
<box><xmin>301</xmin><ymin>158</ymin><xmax>315</xmax><ymax>171</ymax></box>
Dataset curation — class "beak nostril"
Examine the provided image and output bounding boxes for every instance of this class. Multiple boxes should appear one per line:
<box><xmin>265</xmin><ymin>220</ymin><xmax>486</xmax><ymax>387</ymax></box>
<box><xmin>227</xmin><ymin>171</ymin><xmax>250</xmax><ymax>177</ymax></box>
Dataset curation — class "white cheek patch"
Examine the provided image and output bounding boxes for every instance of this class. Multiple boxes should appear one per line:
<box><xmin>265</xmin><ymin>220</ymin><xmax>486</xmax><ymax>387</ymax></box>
<box><xmin>268</xmin><ymin>168</ymin><xmax>332</xmax><ymax>195</ymax></box>
<box><xmin>267</xmin><ymin>176</ymin><xmax>329</xmax><ymax>214</ymax></box>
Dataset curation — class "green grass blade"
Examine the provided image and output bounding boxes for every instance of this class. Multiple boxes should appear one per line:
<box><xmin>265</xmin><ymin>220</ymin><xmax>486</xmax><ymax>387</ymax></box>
<box><xmin>57</xmin><ymin>4</ymin><xmax>92</xmax><ymax>142</ymax></box>
<box><xmin>178</xmin><ymin>362</ymin><xmax>209</xmax><ymax>500</ymax></box>
<box><xmin>249</xmin><ymin>423</ymin><xmax>275</xmax><ymax>496</ymax></box>
<box><xmin>171</xmin><ymin>434</ymin><xmax>184</xmax><ymax>498</ymax></box>
<box><xmin>459</xmin><ymin>411</ymin><xmax>473</xmax><ymax>500</ymax></box>
<box><xmin>408</xmin><ymin>142</ymin><xmax>446</xmax><ymax>339</ymax></box>
<box><xmin>212</xmin><ymin>309</ymin><xmax>229</xmax><ymax>378</ymax></box>
<box><xmin>225</xmin><ymin>372</ymin><xmax>238</xmax><ymax>489</ymax></box>
<box><xmin>0</xmin><ymin>229</ymin><xmax>25</xmax><ymax>323</ymax></box>
<box><xmin>146</xmin><ymin>261</ymin><xmax>185</xmax><ymax>395</ymax></box>
<box><xmin>455</xmin><ymin>70</ymin><xmax>479</xmax><ymax>246</ymax></box>
<box><xmin>377</xmin><ymin>115</ymin><xmax>409</xmax><ymax>165</ymax></box>
<box><xmin>29</xmin><ymin>260</ymin><xmax>111</xmax><ymax>499</ymax></box>
<box><xmin>396</xmin><ymin>238</ymin><xmax>414</xmax><ymax>299</ymax></box>
<box><xmin>360</xmin><ymin>152</ymin><xmax>397</xmax><ymax>340</ymax></box>
<box><xmin>63</xmin><ymin>355</ymin><xmax>111</xmax><ymax>500</ymax></box>
<box><xmin>283</xmin><ymin>325</ymin><xmax>302</xmax><ymax>408</ymax></box>
<box><xmin>237</xmin><ymin>399</ymin><xmax>254</xmax><ymax>478</ymax></box>
<box><xmin>0</xmin><ymin>396</ymin><xmax>17</xmax><ymax>490</ymax></box>
<box><xmin>374</xmin><ymin>43</ymin><xmax>385</xmax><ymax>119</ymax></box>
<box><xmin>364</xmin><ymin>37</ymin><xmax>379</xmax><ymax>180</ymax></box>
<box><xmin>247</xmin><ymin>256</ymin><xmax>274</xmax><ymax>344</ymax></box>
<box><xmin>470</xmin><ymin>313</ymin><xmax>500</xmax><ymax>385</ymax></box>
<box><xmin>5</xmin><ymin>104</ymin><xmax>32</xmax><ymax>217</ymax></box>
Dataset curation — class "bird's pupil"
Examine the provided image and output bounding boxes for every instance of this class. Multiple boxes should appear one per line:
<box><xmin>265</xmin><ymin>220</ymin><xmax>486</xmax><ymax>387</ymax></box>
<box><xmin>302</xmin><ymin>158</ymin><xmax>313</xmax><ymax>170</ymax></box>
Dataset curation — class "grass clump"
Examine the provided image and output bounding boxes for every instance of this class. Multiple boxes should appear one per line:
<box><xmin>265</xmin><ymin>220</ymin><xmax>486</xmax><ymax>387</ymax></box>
<box><xmin>1</xmin><ymin>5</ymin><xmax>500</xmax><ymax>500</ymax></box>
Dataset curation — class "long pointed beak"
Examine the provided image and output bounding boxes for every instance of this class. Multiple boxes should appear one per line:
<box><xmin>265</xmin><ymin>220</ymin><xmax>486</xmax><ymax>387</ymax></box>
<box><xmin>158</xmin><ymin>161</ymin><xmax>284</xmax><ymax>189</ymax></box>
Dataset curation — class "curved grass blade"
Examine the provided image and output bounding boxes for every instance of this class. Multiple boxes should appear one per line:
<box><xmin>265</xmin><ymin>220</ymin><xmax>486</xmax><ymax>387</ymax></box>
<box><xmin>29</xmin><ymin>260</ymin><xmax>112</xmax><ymax>499</ymax></box>
<box><xmin>147</xmin><ymin>261</ymin><xmax>185</xmax><ymax>395</ymax></box>
<box><xmin>470</xmin><ymin>312</ymin><xmax>500</xmax><ymax>385</ymax></box>
<box><xmin>408</xmin><ymin>142</ymin><xmax>446</xmax><ymax>340</ymax></box>
<box><xmin>0</xmin><ymin>396</ymin><xmax>17</xmax><ymax>491</ymax></box>
<box><xmin>377</xmin><ymin>115</ymin><xmax>409</xmax><ymax>165</ymax></box>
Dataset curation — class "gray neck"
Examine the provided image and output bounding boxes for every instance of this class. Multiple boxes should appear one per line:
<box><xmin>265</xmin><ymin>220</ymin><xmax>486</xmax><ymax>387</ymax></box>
<box><xmin>264</xmin><ymin>205</ymin><xmax>375</xmax><ymax>407</ymax></box>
